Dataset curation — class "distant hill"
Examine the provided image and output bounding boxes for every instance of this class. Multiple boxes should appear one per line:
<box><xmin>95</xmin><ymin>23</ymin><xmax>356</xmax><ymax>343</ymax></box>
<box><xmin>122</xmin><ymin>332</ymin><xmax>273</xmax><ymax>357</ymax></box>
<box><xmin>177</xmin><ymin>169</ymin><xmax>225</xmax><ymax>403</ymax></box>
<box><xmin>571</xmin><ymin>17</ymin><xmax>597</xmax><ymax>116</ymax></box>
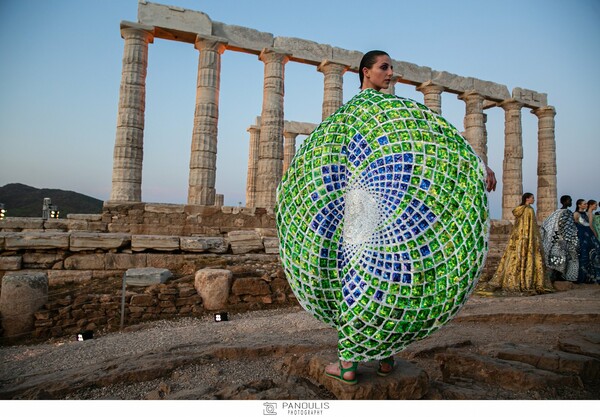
<box><xmin>0</xmin><ymin>183</ymin><xmax>103</xmax><ymax>218</ymax></box>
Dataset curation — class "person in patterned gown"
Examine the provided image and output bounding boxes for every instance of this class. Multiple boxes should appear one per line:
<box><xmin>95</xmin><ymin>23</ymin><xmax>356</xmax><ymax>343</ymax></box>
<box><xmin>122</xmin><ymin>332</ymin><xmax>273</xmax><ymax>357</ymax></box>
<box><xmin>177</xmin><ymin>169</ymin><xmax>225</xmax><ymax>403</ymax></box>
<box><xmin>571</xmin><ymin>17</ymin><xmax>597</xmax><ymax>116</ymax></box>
<box><xmin>540</xmin><ymin>195</ymin><xmax>579</xmax><ymax>282</ymax></box>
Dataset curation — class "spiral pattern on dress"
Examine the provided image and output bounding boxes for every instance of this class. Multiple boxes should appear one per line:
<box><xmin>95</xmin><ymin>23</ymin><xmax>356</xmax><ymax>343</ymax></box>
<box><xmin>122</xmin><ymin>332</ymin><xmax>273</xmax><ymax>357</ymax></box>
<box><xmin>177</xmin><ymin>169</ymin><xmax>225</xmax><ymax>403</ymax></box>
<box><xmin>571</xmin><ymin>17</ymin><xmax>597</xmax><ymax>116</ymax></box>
<box><xmin>276</xmin><ymin>89</ymin><xmax>490</xmax><ymax>361</ymax></box>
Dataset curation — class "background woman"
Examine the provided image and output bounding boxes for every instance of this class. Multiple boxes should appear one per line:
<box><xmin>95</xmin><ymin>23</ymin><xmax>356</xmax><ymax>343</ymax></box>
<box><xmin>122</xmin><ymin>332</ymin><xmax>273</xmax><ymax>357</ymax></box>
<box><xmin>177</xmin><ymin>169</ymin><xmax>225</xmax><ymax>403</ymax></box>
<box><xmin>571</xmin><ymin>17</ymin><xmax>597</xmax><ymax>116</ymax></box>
<box><xmin>488</xmin><ymin>193</ymin><xmax>552</xmax><ymax>294</ymax></box>
<box><xmin>574</xmin><ymin>199</ymin><xmax>600</xmax><ymax>282</ymax></box>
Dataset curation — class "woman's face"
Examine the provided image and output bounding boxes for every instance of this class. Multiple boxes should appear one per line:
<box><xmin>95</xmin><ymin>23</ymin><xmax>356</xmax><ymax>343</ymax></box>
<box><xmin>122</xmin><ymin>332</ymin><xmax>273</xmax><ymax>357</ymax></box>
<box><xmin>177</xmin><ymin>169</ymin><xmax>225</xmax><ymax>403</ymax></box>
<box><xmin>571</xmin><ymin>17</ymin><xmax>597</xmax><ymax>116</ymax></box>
<box><xmin>590</xmin><ymin>202</ymin><xmax>598</xmax><ymax>211</ymax></box>
<box><xmin>362</xmin><ymin>55</ymin><xmax>393</xmax><ymax>91</ymax></box>
<box><xmin>578</xmin><ymin>201</ymin><xmax>588</xmax><ymax>211</ymax></box>
<box><xmin>526</xmin><ymin>195</ymin><xmax>535</xmax><ymax>205</ymax></box>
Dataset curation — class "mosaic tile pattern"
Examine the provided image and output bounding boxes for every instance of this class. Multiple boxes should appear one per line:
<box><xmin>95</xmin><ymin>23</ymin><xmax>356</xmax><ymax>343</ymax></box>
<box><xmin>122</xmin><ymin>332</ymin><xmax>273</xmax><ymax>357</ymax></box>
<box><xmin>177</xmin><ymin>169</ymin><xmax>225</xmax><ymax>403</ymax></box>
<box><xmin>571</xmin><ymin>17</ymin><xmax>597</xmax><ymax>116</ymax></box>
<box><xmin>275</xmin><ymin>89</ymin><xmax>490</xmax><ymax>362</ymax></box>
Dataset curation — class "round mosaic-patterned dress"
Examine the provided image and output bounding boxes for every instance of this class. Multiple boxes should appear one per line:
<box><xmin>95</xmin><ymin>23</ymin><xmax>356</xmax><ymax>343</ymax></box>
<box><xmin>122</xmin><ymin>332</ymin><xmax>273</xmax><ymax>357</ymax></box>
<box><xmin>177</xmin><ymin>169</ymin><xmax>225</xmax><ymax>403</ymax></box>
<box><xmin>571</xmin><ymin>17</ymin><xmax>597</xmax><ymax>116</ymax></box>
<box><xmin>275</xmin><ymin>88</ymin><xmax>490</xmax><ymax>362</ymax></box>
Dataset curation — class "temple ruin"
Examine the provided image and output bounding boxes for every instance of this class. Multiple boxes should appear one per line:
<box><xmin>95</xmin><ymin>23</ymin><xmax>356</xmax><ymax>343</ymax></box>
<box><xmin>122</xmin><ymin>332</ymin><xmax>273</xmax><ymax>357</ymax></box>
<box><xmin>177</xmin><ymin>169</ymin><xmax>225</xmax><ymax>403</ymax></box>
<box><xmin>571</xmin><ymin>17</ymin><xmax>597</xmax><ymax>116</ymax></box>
<box><xmin>110</xmin><ymin>1</ymin><xmax>557</xmax><ymax>221</ymax></box>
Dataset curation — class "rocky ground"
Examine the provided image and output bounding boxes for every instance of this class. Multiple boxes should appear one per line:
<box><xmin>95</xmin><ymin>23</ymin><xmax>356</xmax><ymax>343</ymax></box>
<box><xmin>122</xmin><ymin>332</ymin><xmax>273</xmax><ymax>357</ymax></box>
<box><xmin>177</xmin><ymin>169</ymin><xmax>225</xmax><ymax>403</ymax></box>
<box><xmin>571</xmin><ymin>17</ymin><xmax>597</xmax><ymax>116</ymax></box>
<box><xmin>0</xmin><ymin>283</ymin><xmax>599</xmax><ymax>400</ymax></box>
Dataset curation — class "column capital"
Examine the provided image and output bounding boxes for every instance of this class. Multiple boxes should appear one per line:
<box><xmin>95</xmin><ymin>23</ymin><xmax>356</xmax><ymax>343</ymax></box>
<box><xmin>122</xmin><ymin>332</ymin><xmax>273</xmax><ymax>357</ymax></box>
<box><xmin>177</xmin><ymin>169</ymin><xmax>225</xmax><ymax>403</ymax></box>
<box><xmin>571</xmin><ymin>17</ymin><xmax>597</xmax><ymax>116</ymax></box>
<box><xmin>416</xmin><ymin>81</ymin><xmax>444</xmax><ymax>94</ymax></box>
<box><xmin>246</xmin><ymin>125</ymin><xmax>260</xmax><ymax>134</ymax></box>
<box><xmin>283</xmin><ymin>131</ymin><xmax>300</xmax><ymax>139</ymax></box>
<box><xmin>194</xmin><ymin>35</ymin><xmax>228</xmax><ymax>53</ymax></box>
<box><xmin>120</xmin><ymin>21</ymin><xmax>155</xmax><ymax>43</ymax></box>
<box><xmin>532</xmin><ymin>105</ymin><xmax>556</xmax><ymax>118</ymax></box>
<box><xmin>317</xmin><ymin>60</ymin><xmax>349</xmax><ymax>75</ymax></box>
<box><xmin>457</xmin><ymin>90</ymin><xmax>484</xmax><ymax>102</ymax></box>
<box><xmin>259</xmin><ymin>48</ymin><xmax>291</xmax><ymax>65</ymax></box>
<box><xmin>499</xmin><ymin>98</ymin><xmax>524</xmax><ymax>111</ymax></box>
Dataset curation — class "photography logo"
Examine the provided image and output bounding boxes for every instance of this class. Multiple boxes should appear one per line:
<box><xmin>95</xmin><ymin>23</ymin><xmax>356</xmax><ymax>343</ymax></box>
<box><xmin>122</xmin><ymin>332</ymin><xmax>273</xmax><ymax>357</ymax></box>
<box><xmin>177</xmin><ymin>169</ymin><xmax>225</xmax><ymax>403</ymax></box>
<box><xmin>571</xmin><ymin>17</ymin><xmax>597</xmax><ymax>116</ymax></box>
<box><xmin>263</xmin><ymin>402</ymin><xmax>277</xmax><ymax>415</ymax></box>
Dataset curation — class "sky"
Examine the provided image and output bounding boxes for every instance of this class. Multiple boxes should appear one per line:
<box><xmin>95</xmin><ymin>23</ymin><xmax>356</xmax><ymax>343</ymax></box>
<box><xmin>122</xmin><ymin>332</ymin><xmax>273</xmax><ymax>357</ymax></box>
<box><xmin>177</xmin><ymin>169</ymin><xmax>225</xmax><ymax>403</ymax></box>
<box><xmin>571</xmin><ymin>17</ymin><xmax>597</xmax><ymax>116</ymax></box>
<box><xmin>0</xmin><ymin>0</ymin><xmax>599</xmax><ymax>220</ymax></box>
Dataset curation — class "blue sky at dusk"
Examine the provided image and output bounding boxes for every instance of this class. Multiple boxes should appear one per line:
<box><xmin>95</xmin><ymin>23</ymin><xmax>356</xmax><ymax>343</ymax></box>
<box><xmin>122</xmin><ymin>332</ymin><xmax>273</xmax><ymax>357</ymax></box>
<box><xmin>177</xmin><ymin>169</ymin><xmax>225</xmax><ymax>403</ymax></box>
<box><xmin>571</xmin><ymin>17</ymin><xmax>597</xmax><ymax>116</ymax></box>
<box><xmin>0</xmin><ymin>0</ymin><xmax>598</xmax><ymax>219</ymax></box>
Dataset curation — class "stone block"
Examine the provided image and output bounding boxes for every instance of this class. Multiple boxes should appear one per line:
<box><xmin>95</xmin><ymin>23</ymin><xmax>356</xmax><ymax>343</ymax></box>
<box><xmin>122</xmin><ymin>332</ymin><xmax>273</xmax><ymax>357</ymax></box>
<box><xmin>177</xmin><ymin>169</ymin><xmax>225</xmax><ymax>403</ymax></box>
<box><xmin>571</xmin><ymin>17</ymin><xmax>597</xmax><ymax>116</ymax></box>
<box><xmin>130</xmin><ymin>294</ymin><xmax>154</xmax><ymax>307</ymax></box>
<box><xmin>65</xmin><ymin>220</ymin><xmax>90</xmax><ymax>231</ymax></box>
<box><xmin>64</xmin><ymin>254</ymin><xmax>105</xmax><ymax>270</ymax></box>
<box><xmin>212</xmin><ymin>21</ymin><xmax>273</xmax><ymax>53</ymax></box>
<box><xmin>137</xmin><ymin>3</ymin><xmax>212</xmax><ymax>37</ymax></box>
<box><xmin>47</xmin><ymin>270</ymin><xmax>93</xmax><ymax>286</ymax></box>
<box><xmin>227</xmin><ymin>230</ymin><xmax>263</xmax><ymax>254</ymax></box>
<box><xmin>70</xmin><ymin>232</ymin><xmax>131</xmax><ymax>251</ymax></box>
<box><xmin>512</xmin><ymin>87</ymin><xmax>548</xmax><ymax>108</ymax></box>
<box><xmin>125</xmin><ymin>267</ymin><xmax>173</xmax><ymax>286</ymax></box>
<box><xmin>67</xmin><ymin>214</ymin><xmax>103</xmax><ymax>221</ymax></box>
<box><xmin>274</xmin><ymin>36</ymin><xmax>332</xmax><ymax>64</ymax></box>
<box><xmin>43</xmin><ymin>219</ymin><xmax>70</xmax><ymax>231</ymax></box>
<box><xmin>144</xmin><ymin>203</ymin><xmax>185</xmax><ymax>214</ymax></box>
<box><xmin>22</xmin><ymin>252</ymin><xmax>65</xmax><ymax>269</ymax></box>
<box><xmin>194</xmin><ymin>268</ymin><xmax>233</xmax><ymax>310</ymax></box>
<box><xmin>0</xmin><ymin>233</ymin><xmax>5</xmax><ymax>250</ymax></box>
<box><xmin>5</xmin><ymin>232</ymin><xmax>70</xmax><ymax>250</ymax></box>
<box><xmin>0</xmin><ymin>256</ymin><xmax>22</xmax><ymax>270</ymax></box>
<box><xmin>0</xmin><ymin>271</ymin><xmax>48</xmax><ymax>338</ymax></box>
<box><xmin>231</xmin><ymin>277</ymin><xmax>270</xmax><ymax>296</ymax></box>
<box><xmin>181</xmin><ymin>236</ymin><xmax>228</xmax><ymax>253</ymax></box>
<box><xmin>0</xmin><ymin>217</ymin><xmax>44</xmax><ymax>230</ymax></box>
<box><xmin>331</xmin><ymin>47</ymin><xmax>363</xmax><ymax>70</ymax></box>
<box><xmin>262</xmin><ymin>237</ymin><xmax>279</xmax><ymax>254</ymax></box>
<box><xmin>132</xmin><ymin>235</ymin><xmax>180</xmax><ymax>252</ymax></box>
<box><xmin>474</xmin><ymin>79</ymin><xmax>511</xmax><ymax>101</ymax></box>
<box><xmin>105</xmin><ymin>253</ymin><xmax>147</xmax><ymax>270</ymax></box>
<box><xmin>393</xmin><ymin>60</ymin><xmax>432</xmax><ymax>84</ymax></box>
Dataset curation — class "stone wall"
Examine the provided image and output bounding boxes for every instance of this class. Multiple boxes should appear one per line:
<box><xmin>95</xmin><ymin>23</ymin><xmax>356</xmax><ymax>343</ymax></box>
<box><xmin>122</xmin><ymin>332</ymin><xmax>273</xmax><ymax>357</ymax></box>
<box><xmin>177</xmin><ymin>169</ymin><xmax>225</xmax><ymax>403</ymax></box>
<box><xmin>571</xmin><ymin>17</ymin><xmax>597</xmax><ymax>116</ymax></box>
<box><xmin>0</xmin><ymin>206</ymin><xmax>512</xmax><ymax>343</ymax></box>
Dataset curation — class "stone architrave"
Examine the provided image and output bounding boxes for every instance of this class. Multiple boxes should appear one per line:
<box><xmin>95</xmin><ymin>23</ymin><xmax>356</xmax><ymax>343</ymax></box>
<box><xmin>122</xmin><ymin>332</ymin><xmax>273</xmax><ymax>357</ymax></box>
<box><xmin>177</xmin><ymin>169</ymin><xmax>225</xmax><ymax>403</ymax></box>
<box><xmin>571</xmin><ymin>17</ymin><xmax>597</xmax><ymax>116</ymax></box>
<box><xmin>417</xmin><ymin>81</ymin><xmax>444</xmax><ymax>115</ymax></box>
<box><xmin>459</xmin><ymin>91</ymin><xmax>488</xmax><ymax>164</ymax></box>
<box><xmin>283</xmin><ymin>131</ymin><xmax>299</xmax><ymax>174</ymax></box>
<box><xmin>245</xmin><ymin>124</ymin><xmax>261</xmax><ymax>207</ymax></box>
<box><xmin>194</xmin><ymin>268</ymin><xmax>233</xmax><ymax>310</ymax></box>
<box><xmin>255</xmin><ymin>49</ymin><xmax>289</xmax><ymax>208</ymax></box>
<box><xmin>188</xmin><ymin>36</ymin><xmax>228</xmax><ymax>205</ymax></box>
<box><xmin>110</xmin><ymin>23</ymin><xmax>154</xmax><ymax>203</ymax></box>
<box><xmin>317</xmin><ymin>60</ymin><xmax>348</xmax><ymax>120</ymax></box>
<box><xmin>500</xmin><ymin>99</ymin><xmax>524</xmax><ymax>220</ymax></box>
<box><xmin>0</xmin><ymin>272</ymin><xmax>48</xmax><ymax>338</ymax></box>
<box><xmin>533</xmin><ymin>106</ymin><xmax>558</xmax><ymax>221</ymax></box>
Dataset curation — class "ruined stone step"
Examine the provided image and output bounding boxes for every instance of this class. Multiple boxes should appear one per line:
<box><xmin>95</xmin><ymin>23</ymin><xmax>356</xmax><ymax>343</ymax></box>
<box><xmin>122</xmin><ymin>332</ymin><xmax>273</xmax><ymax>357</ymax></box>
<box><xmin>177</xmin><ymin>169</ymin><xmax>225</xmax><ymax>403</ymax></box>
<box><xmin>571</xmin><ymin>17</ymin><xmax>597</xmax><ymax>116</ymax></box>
<box><xmin>558</xmin><ymin>333</ymin><xmax>600</xmax><ymax>360</ymax></box>
<box><xmin>435</xmin><ymin>350</ymin><xmax>583</xmax><ymax>392</ymax></box>
<box><xmin>425</xmin><ymin>380</ymin><xmax>490</xmax><ymax>400</ymax></box>
<box><xmin>281</xmin><ymin>351</ymin><xmax>429</xmax><ymax>400</ymax></box>
<box><xmin>487</xmin><ymin>342</ymin><xmax>600</xmax><ymax>384</ymax></box>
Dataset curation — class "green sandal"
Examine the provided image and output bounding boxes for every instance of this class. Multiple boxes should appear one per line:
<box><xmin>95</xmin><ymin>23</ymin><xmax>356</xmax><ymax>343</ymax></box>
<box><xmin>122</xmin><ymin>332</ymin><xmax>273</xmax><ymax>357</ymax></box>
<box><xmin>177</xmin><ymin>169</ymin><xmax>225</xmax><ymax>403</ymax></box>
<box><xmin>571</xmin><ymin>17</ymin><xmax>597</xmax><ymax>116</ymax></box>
<box><xmin>377</xmin><ymin>357</ymin><xmax>395</xmax><ymax>376</ymax></box>
<box><xmin>325</xmin><ymin>360</ymin><xmax>358</xmax><ymax>385</ymax></box>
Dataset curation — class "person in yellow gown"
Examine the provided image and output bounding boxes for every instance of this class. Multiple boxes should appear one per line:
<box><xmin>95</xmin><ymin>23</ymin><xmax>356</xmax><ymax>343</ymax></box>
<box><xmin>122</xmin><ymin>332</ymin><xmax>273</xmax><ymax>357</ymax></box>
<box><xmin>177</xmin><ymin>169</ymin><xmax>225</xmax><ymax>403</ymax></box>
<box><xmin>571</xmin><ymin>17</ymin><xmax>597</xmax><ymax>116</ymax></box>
<box><xmin>488</xmin><ymin>193</ymin><xmax>553</xmax><ymax>295</ymax></box>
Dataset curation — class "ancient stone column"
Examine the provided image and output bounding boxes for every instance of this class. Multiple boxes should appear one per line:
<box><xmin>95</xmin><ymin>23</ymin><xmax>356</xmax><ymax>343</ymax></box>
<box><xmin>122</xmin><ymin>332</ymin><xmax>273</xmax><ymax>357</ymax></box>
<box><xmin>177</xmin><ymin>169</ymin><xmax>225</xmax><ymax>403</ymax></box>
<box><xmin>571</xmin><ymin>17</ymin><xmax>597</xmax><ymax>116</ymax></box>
<box><xmin>500</xmin><ymin>99</ymin><xmax>524</xmax><ymax>220</ymax></box>
<box><xmin>245</xmin><ymin>124</ymin><xmax>260</xmax><ymax>207</ymax></box>
<box><xmin>533</xmin><ymin>106</ymin><xmax>558</xmax><ymax>221</ymax></box>
<box><xmin>317</xmin><ymin>60</ymin><xmax>348</xmax><ymax>120</ymax></box>
<box><xmin>214</xmin><ymin>194</ymin><xmax>224</xmax><ymax>207</ymax></box>
<box><xmin>188</xmin><ymin>36</ymin><xmax>227</xmax><ymax>205</ymax></box>
<box><xmin>255</xmin><ymin>49</ymin><xmax>289</xmax><ymax>208</ymax></box>
<box><xmin>458</xmin><ymin>91</ymin><xmax>487</xmax><ymax>165</ymax></box>
<box><xmin>110</xmin><ymin>23</ymin><xmax>154</xmax><ymax>202</ymax></box>
<box><xmin>283</xmin><ymin>131</ymin><xmax>299</xmax><ymax>173</ymax></box>
<box><xmin>417</xmin><ymin>81</ymin><xmax>444</xmax><ymax>115</ymax></box>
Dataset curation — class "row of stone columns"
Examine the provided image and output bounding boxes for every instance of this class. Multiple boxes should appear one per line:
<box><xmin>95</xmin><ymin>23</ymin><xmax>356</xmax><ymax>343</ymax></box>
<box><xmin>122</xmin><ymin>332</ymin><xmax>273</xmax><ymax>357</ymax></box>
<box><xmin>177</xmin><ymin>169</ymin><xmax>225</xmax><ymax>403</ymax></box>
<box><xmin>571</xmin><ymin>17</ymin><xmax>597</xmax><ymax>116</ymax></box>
<box><xmin>109</xmin><ymin>23</ymin><xmax>557</xmax><ymax>220</ymax></box>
